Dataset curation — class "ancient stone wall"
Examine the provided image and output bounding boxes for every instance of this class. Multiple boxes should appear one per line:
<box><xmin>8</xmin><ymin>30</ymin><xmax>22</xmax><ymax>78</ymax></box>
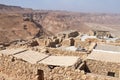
<box><xmin>49</xmin><ymin>67</ymin><xmax>85</xmax><ymax>80</ymax></box>
<box><xmin>86</xmin><ymin>73</ymin><xmax>120</xmax><ymax>80</ymax></box>
<box><xmin>67</xmin><ymin>31</ymin><xmax>79</xmax><ymax>38</ymax></box>
<box><xmin>89</xmin><ymin>30</ymin><xmax>112</xmax><ymax>39</ymax></box>
<box><xmin>0</xmin><ymin>54</ymin><xmax>119</xmax><ymax>80</ymax></box>
<box><xmin>86</xmin><ymin>59</ymin><xmax>120</xmax><ymax>78</ymax></box>
<box><xmin>61</xmin><ymin>38</ymin><xmax>74</xmax><ymax>47</ymax></box>
<box><xmin>57</xmin><ymin>30</ymin><xmax>79</xmax><ymax>38</ymax></box>
<box><xmin>0</xmin><ymin>54</ymin><xmax>46</xmax><ymax>80</ymax></box>
<box><xmin>47</xmin><ymin>48</ymin><xmax>87</xmax><ymax>58</ymax></box>
<box><xmin>74</xmin><ymin>39</ymin><xmax>90</xmax><ymax>49</ymax></box>
<box><xmin>0</xmin><ymin>54</ymin><xmax>84</xmax><ymax>80</ymax></box>
<box><xmin>37</xmin><ymin>38</ymin><xmax>60</xmax><ymax>48</ymax></box>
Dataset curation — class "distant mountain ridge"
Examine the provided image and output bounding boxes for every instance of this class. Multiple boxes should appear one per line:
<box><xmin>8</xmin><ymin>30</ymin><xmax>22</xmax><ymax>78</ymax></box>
<box><xmin>0</xmin><ymin>4</ymin><xmax>23</xmax><ymax>9</ymax></box>
<box><xmin>0</xmin><ymin>4</ymin><xmax>33</xmax><ymax>13</ymax></box>
<box><xmin>0</xmin><ymin>3</ymin><xmax>120</xmax><ymax>44</ymax></box>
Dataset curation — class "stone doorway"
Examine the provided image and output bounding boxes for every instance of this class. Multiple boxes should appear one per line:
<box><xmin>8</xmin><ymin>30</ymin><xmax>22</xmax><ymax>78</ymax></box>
<box><xmin>37</xmin><ymin>69</ymin><xmax>44</xmax><ymax>80</ymax></box>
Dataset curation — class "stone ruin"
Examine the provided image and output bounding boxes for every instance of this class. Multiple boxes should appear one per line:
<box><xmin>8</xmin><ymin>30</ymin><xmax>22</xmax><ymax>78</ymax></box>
<box><xmin>89</xmin><ymin>30</ymin><xmax>112</xmax><ymax>39</ymax></box>
<box><xmin>23</xmin><ymin>13</ymin><xmax>33</xmax><ymax>22</ymax></box>
<box><xmin>22</xmin><ymin>12</ymin><xmax>48</xmax><ymax>23</ymax></box>
<box><xmin>1</xmin><ymin>47</ymin><xmax>119</xmax><ymax>80</ymax></box>
<box><xmin>57</xmin><ymin>30</ymin><xmax>79</xmax><ymax>38</ymax></box>
<box><xmin>0</xmin><ymin>30</ymin><xmax>120</xmax><ymax>80</ymax></box>
<box><xmin>0</xmin><ymin>48</ymin><xmax>83</xmax><ymax>80</ymax></box>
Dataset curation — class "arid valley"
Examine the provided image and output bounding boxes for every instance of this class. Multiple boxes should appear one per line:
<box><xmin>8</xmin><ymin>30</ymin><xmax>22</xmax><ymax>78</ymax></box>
<box><xmin>0</xmin><ymin>3</ymin><xmax>120</xmax><ymax>80</ymax></box>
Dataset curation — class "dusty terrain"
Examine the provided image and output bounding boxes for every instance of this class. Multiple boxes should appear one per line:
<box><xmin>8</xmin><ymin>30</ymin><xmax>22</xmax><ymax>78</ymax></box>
<box><xmin>0</xmin><ymin>13</ymin><xmax>43</xmax><ymax>43</ymax></box>
<box><xmin>0</xmin><ymin>4</ymin><xmax>32</xmax><ymax>13</ymax></box>
<box><xmin>0</xmin><ymin>4</ymin><xmax>120</xmax><ymax>80</ymax></box>
<box><xmin>38</xmin><ymin>12</ymin><xmax>120</xmax><ymax>36</ymax></box>
<box><xmin>0</xmin><ymin>4</ymin><xmax>120</xmax><ymax>44</ymax></box>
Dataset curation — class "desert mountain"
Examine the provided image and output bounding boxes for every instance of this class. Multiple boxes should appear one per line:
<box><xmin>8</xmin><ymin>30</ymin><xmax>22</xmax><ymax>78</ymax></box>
<box><xmin>0</xmin><ymin>4</ymin><xmax>32</xmax><ymax>13</ymax></box>
<box><xmin>29</xmin><ymin>11</ymin><xmax>120</xmax><ymax>37</ymax></box>
<box><xmin>0</xmin><ymin>4</ymin><xmax>120</xmax><ymax>43</ymax></box>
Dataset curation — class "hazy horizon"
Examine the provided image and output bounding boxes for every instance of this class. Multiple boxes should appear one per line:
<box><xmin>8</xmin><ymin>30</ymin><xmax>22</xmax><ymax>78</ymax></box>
<box><xmin>0</xmin><ymin>0</ymin><xmax>120</xmax><ymax>13</ymax></box>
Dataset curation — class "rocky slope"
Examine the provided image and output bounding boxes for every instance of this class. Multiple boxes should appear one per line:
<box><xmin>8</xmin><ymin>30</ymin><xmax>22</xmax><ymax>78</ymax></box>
<box><xmin>0</xmin><ymin>4</ymin><xmax>120</xmax><ymax>43</ymax></box>
<box><xmin>0</xmin><ymin>4</ymin><xmax>32</xmax><ymax>13</ymax></box>
<box><xmin>29</xmin><ymin>11</ymin><xmax>120</xmax><ymax>37</ymax></box>
<box><xmin>0</xmin><ymin>14</ymin><xmax>43</xmax><ymax>43</ymax></box>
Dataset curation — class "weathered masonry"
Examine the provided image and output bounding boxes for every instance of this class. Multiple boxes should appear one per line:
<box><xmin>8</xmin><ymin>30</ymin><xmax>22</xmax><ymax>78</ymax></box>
<box><xmin>0</xmin><ymin>48</ymin><xmax>82</xmax><ymax>80</ymax></box>
<box><xmin>85</xmin><ymin>44</ymin><xmax>120</xmax><ymax>78</ymax></box>
<box><xmin>89</xmin><ymin>30</ymin><xmax>112</xmax><ymax>39</ymax></box>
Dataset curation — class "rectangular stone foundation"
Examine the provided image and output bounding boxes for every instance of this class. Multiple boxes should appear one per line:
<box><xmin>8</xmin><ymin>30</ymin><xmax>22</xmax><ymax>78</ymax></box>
<box><xmin>85</xmin><ymin>59</ymin><xmax>120</xmax><ymax>78</ymax></box>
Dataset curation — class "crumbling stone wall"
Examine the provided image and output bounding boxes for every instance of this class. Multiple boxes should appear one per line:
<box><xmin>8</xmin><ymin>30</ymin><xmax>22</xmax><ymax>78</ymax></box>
<box><xmin>85</xmin><ymin>59</ymin><xmax>120</xmax><ymax>78</ymax></box>
<box><xmin>0</xmin><ymin>54</ymin><xmax>84</xmax><ymax>80</ymax></box>
<box><xmin>86</xmin><ymin>73</ymin><xmax>120</xmax><ymax>80</ymax></box>
<box><xmin>61</xmin><ymin>38</ymin><xmax>75</xmax><ymax>47</ymax></box>
<box><xmin>47</xmin><ymin>48</ymin><xmax>87</xmax><ymax>58</ymax></box>
<box><xmin>57</xmin><ymin>30</ymin><xmax>79</xmax><ymax>38</ymax></box>
<box><xmin>0</xmin><ymin>54</ymin><xmax>119</xmax><ymax>80</ymax></box>
<box><xmin>0</xmin><ymin>54</ymin><xmax>46</xmax><ymax>80</ymax></box>
<box><xmin>89</xmin><ymin>30</ymin><xmax>112</xmax><ymax>39</ymax></box>
<box><xmin>49</xmin><ymin>67</ymin><xmax>85</xmax><ymax>80</ymax></box>
<box><xmin>74</xmin><ymin>39</ymin><xmax>93</xmax><ymax>50</ymax></box>
<box><xmin>37</xmin><ymin>38</ymin><xmax>60</xmax><ymax>48</ymax></box>
<box><xmin>67</xmin><ymin>31</ymin><xmax>79</xmax><ymax>38</ymax></box>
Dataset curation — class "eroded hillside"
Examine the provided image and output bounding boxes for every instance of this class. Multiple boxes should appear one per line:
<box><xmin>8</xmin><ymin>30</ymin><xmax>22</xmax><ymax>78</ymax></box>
<box><xmin>0</xmin><ymin>4</ymin><xmax>32</xmax><ymax>13</ymax></box>
<box><xmin>0</xmin><ymin>4</ymin><xmax>120</xmax><ymax>44</ymax></box>
<box><xmin>0</xmin><ymin>14</ymin><xmax>43</xmax><ymax>43</ymax></box>
<box><xmin>24</xmin><ymin>11</ymin><xmax>120</xmax><ymax>37</ymax></box>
